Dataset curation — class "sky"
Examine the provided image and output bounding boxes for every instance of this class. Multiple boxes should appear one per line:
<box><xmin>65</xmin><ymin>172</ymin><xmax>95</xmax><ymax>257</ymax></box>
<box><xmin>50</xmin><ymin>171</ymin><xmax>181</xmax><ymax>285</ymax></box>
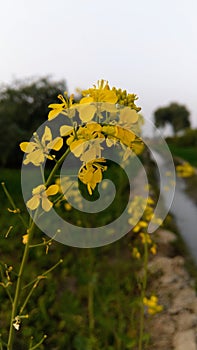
<box><xmin>1</xmin><ymin>0</ymin><xmax>197</xmax><ymax>133</ymax></box>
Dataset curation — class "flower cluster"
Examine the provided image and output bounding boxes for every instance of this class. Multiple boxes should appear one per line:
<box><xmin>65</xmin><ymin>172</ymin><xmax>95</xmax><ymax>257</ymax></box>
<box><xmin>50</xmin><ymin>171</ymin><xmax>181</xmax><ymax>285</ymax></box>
<box><xmin>176</xmin><ymin>162</ymin><xmax>195</xmax><ymax>177</ymax></box>
<box><xmin>143</xmin><ymin>295</ymin><xmax>163</xmax><ymax>315</ymax></box>
<box><xmin>111</xmin><ymin>87</ymin><xmax>141</xmax><ymax>111</ymax></box>
<box><xmin>78</xmin><ymin>158</ymin><xmax>107</xmax><ymax>195</ymax></box>
<box><xmin>128</xmin><ymin>195</ymin><xmax>161</xmax><ymax>258</ymax></box>
<box><xmin>20</xmin><ymin>79</ymin><xmax>142</xmax><ymax>210</ymax></box>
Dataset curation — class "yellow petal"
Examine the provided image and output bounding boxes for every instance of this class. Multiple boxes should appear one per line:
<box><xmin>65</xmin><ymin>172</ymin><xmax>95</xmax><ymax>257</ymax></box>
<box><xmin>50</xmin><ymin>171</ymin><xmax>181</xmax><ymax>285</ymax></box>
<box><xmin>102</xmin><ymin>125</ymin><xmax>116</xmax><ymax>136</ymax></box>
<box><xmin>48</xmin><ymin>109</ymin><xmax>62</xmax><ymax>120</ymax></box>
<box><xmin>42</xmin><ymin>197</ymin><xmax>53</xmax><ymax>212</ymax></box>
<box><xmin>119</xmin><ymin>108</ymin><xmax>139</xmax><ymax>124</ymax></box>
<box><xmin>48</xmin><ymin>137</ymin><xmax>63</xmax><ymax>151</ymax></box>
<box><xmin>24</xmin><ymin>149</ymin><xmax>45</xmax><ymax>166</ymax></box>
<box><xmin>80</xmin><ymin>96</ymin><xmax>94</xmax><ymax>104</ymax></box>
<box><xmin>45</xmin><ymin>184</ymin><xmax>59</xmax><ymax>196</ymax></box>
<box><xmin>26</xmin><ymin>195</ymin><xmax>40</xmax><ymax>210</ymax></box>
<box><xmin>42</xmin><ymin>126</ymin><xmax>52</xmax><ymax>144</ymax></box>
<box><xmin>48</xmin><ymin>103</ymin><xmax>64</xmax><ymax>109</ymax></box>
<box><xmin>87</xmin><ymin>183</ymin><xmax>93</xmax><ymax>195</ymax></box>
<box><xmin>32</xmin><ymin>184</ymin><xmax>45</xmax><ymax>195</ymax></box>
<box><xmin>77</xmin><ymin>104</ymin><xmax>96</xmax><ymax>122</ymax></box>
<box><xmin>102</xmin><ymin>90</ymin><xmax>118</xmax><ymax>104</ymax></box>
<box><xmin>115</xmin><ymin>126</ymin><xmax>135</xmax><ymax>147</ymax></box>
<box><xmin>100</xmin><ymin>102</ymin><xmax>118</xmax><ymax>114</ymax></box>
<box><xmin>70</xmin><ymin>140</ymin><xmax>85</xmax><ymax>157</ymax></box>
<box><xmin>20</xmin><ymin>142</ymin><xmax>36</xmax><ymax>153</ymax></box>
<box><xmin>60</xmin><ymin>125</ymin><xmax>73</xmax><ymax>136</ymax></box>
<box><xmin>86</xmin><ymin>123</ymin><xmax>102</xmax><ymax>133</ymax></box>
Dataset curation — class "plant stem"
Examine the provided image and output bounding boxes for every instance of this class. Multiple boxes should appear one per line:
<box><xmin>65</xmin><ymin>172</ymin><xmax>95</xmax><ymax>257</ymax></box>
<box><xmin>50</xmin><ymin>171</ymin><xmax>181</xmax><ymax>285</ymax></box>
<box><xmin>29</xmin><ymin>335</ymin><xmax>47</xmax><ymax>350</ymax></box>
<box><xmin>45</xmin><ymin>147</ymin><xmax>70</xmax><ymax>187</ymax></box>
<box><xmin>7</xmin><ymin>215</ymin><xmax>37</xmax><ymax>350</ymax></box>
<box><xmin>1</xmin><ymin>182</ymin><xmax>28</xmax><ymax>229</ymax></box>
<box><xmin>88</xmin><ymin>279</ymin><xmax>95</xmax><ymax>336</ymax></box>
<box><xmin>138</xmin><ymin>239</ymin><xmax>148</xmax><ymax>350</ymax></box>
<box><xmin>6</xmin><ymin>147</ymin><xmax>70</xmax><ymax>349</ymax></box>
<box><xmin>87</xmin><ymin>250</ymin><xmax>96</xmax><ymax>350</ymax></box>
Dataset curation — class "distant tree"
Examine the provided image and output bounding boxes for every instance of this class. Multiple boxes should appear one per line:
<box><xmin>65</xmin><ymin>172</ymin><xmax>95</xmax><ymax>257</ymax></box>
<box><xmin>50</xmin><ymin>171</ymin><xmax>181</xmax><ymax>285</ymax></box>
<box><xmin>154</xmin><ymin>102</ymin><xmax>191</xmax><ymax>135</ymax></box>
<box><xmin>0</xmin><ymin>77</ymin><xmax>67</xmax><ymax>167</ymax></box>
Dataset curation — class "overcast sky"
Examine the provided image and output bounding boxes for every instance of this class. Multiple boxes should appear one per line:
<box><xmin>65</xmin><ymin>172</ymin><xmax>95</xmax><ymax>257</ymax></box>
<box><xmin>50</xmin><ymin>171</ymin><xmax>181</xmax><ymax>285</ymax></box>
<box><xmin>1</xmin><ymin>0</ymin><xmax>197</xmax><ymax>132</ymax></box>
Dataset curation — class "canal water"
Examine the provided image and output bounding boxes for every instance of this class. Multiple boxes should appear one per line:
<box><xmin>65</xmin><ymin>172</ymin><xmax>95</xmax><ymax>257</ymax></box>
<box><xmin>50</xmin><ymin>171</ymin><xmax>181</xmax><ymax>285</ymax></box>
<box><xmin>152</xmin><ymin>151</ymin><xmax>197</xmax><ymax>263</ymax></box>
<box><xmin>169</xmin><ymin>176</ymin><xmax>197</xmax><ymax>262</ymax></box>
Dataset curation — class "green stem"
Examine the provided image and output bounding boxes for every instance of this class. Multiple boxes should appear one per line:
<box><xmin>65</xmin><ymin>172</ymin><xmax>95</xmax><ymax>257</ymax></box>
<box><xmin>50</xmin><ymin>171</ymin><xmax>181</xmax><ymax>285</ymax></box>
<box><xmin>20</xmin><ymin>259</ymin><xmax>63</xmax><ymax>314</ymax></box>
<box><xmin>0</xmin><ymin>267</ymin><xmax>13</xmax><ymax>304</ymax></box>
<box><xmin>6</xmin><ymin>144</ymin><xmax>70</xmax><ymax>349</ymax></box>
<box><xmin>87</xmin><ymin>250</ymin><xmax>96</xmax><ymax>350</ymax></box>
<box><xmin>45</xmin><ymin>147</ymin><xmax>70</xmax><ymax>187</ymax></box>
<box><xmin>1</xmin><ymin>182</ymin><xmax>28</xmax><ymax>229</ymax></box>
<box><xmin>29</xmin><ymin>229</ymin><xmax>60</xmax><ymax>249</ymax></box>
<box><xmin>22</xmin><ymin>259</ymin><xmax>63</xmax><ymax>291</ymax></box>
<box><xmin>5</xmin><ymin>226</ymin><xmax>13</xmax><ymax>238</ymax></box>
<box><xmin>138</xmin><ymin>239</ymin><xmax>148</xmax><ymax>350</ymax></box>
<box><xmin>40</xmin><ymin>165</ymin><xmax>45</xmax><ymax>183</ymax></box>
<box><xmin>7</xmin><ymin>212</ymin><xmax>38</xmax><ymax>350</ymax></box>
<box><xmin>88</xmin><ymin>279</ymin><xmax>95</xmax><ymax>336</ymax></box>
<box><xmin>5</xmin><ymin>287</ymin><xmax>13</xmax><ymax>305</ymax></box>
<box><xmin>29</xmin><ymin>335</ymin><xmax>47</xmax><ymax>350</ymax></box>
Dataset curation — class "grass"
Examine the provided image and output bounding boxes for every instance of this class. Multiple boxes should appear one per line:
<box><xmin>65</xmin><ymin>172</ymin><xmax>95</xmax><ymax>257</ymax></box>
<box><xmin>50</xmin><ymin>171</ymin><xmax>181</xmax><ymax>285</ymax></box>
<box><xmin>167</xmin><ymin>144</ymin><xmax>197</xmax><ymax>167</ymax></box>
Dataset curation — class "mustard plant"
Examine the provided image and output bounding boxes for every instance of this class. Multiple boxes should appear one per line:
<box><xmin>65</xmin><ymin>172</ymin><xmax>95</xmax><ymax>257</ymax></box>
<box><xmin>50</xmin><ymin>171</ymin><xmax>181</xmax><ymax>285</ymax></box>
<box><xmin>1</xmin><ymin>80</ymin><xmax>164</xmax><ymax>349</ymax></box>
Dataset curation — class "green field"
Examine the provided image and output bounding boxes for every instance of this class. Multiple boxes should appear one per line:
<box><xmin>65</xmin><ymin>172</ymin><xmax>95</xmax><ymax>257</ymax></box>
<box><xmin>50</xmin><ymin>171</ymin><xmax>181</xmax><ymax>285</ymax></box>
<box><xmin>167</xmin><ymin>144</ymin><xmax>197</xmax><ymax>167</ymax></box>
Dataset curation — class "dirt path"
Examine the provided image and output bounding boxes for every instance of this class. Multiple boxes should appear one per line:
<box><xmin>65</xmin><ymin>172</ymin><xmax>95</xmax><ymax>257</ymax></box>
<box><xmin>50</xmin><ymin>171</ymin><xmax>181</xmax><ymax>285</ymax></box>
<box><xmin>146</xmin><ymin>229</ymin><xmax>197</xmax><ymax>350</ymax></box>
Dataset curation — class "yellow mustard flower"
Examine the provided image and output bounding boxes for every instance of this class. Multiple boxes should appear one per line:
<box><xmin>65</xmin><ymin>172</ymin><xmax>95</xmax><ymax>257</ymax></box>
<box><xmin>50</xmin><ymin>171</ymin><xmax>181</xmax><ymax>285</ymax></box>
<box><xmin>20</xmin><ymin>126</ymin><xmax>63</xmax><ymax>166</ymax></box>
<box><xmin>132</xmin><ymin>247</ymin><xmax>141</xmax><ymax>259</ymax></box>
<box><xmin>139</xmin><ymin>232</ymin><xmax>152</xmax><ymax>244</ymax></box>
<box><xmin>115</xmin><ymin>126</ymin><xmax>136</xmax><ymax>147</ymax></box>
<box><xmin>80</xmin><ymin>80</ymin><xmax>118</xmax><ymax>104</ymax></box>
<box><xmin>176</xmin><ymin>162</ymin><xmax>195</xmax><ymax>177</ymax></box>
<box><xmin>150</xmin><ymin>244</ymin><xmax>157</xmax><ymax>255</ymax></box>
<box><xmin>78</xmin><ymin>158</ymin><xmax>107</xmax><ymax>195</ymax></box>
<box><xmin>27</xmin><ymin>184</ymin><xmax>59</xmax><ymax>212</ymax></box>
<box><xmin>64</xmin><ymin>203</ymin><xmax>72</xmax><ymax>211</ymax></box>
<box><xmin>143</xmin><ymin>295</ymin><xmax>163</xmax><ymax>315</ymax></box>
<box><xmin>132</xmin><ymin>220</ymin><xmax>148</xmax><ymax>233</ymax></box>
<box><xmin>22</xmin><ymin>233</ymin><xmax>29</xmax><ymax>244</ymax></box>
<box><xmin>119</xmin><ymin>107</ymin><xmax>139</xmax><ymax>127</ymax></box>
<box><xmin>48</xmin><ymin>92</ymin><xmax>75</xmax><ymax>120</ymax></box>
<box><xmin>102</xmin><ymin>124</ymin><xmax>136</xmax><ymax>149</ymax></box>
<box><xmin>65</xmin><ymin>123</ymin><xmax>102</xmax><ymax>145</ymax></box>
<box><xmin>65</xmin><ymin>123</ymin><xmax>105</xmax><ymax>161</ymax></box>
<box><xmin>76</xmin><ymin>103</ymin><xmax>98</xmax><ymax>123</ymax></box>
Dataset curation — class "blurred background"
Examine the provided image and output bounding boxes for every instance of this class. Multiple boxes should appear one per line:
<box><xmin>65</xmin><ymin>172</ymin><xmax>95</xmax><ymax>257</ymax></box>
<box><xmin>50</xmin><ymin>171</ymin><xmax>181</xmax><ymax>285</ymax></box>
<box><xmin>1</xmin><ymin>0</ymin><xmax>197</xmax><ymax>131</ymax></box>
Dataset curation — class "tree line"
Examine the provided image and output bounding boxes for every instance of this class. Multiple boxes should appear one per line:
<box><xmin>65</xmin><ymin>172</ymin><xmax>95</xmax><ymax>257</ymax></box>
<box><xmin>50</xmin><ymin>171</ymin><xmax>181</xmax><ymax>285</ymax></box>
<box><xmin>0</xmin><ymin>77</ymin><xmax>67</xmax><ymax>167</ymax></box>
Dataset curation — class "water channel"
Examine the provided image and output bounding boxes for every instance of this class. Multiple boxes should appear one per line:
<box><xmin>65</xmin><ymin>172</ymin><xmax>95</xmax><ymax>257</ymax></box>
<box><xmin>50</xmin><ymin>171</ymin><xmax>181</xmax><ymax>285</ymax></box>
<box><xmin>152</xmin><ymin>151</ymin><xmax>197</xmax><ymax>264</ymax></box>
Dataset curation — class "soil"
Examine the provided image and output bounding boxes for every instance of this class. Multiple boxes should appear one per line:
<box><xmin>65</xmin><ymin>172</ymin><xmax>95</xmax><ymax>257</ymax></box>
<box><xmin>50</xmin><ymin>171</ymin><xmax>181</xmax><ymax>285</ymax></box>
<box><xmin>146</xmin><ymin>229</ymin><xmax>197</xmax><ymax>350</ymax></box>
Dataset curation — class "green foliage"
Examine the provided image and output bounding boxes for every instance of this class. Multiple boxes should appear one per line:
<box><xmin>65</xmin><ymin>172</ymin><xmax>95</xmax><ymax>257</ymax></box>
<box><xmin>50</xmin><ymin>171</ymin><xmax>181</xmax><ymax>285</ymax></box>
<box><xmin>167</xmin><ymin>144</ymin><xmax>197</xmax><ymax>167</ymax></box>
<box><xmin>165</xmin><ymin>127</ymin><xmax>197</xmax><ymax>167</ymax></box>
<box><xmin>0</xmin><ymin>169</ymin><xmax>149</xmax><ymax>350</ymax></box>
<box><xmin>154</xmin><ymin>102</ymin><xmax>191</xmax><ymax>135</ymax></box>
<box><xmin>0</xmin><ymin>77</ymin><xmax>67</xmax><ymax>168</ymax></box>
<box><xmin>166</xmin><ymin>128</ymin><xmax>197</xmax><ymax>148</ymax></box>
